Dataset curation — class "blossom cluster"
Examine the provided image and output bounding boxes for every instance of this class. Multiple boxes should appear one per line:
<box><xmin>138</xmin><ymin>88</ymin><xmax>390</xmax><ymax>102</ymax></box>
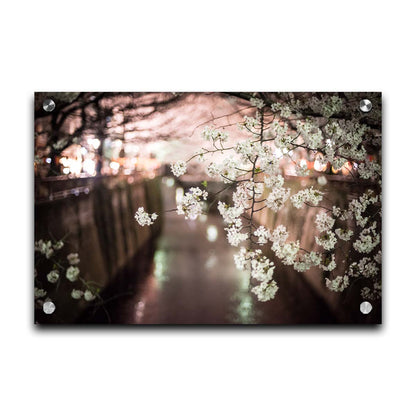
<box><xmin>265</xmin><ymin>186</ymin><xmax>290</xmax><ymax>212</ymax></box>
<box><xmin>353</xmin><ymin>222</ymin><xmax>380</xmax><ymax>254</ymax></box>
<box><xmin>206</xmin><ymin>157</ymin><xmax>242</xmax><ymax>183</ymax></box>
<box><xmin>273</xmin><ymin>122</ymin><xmax>293</xmax><ymax>149</ymax></box>
<box><xmin>235</xmin><ymin>139</ymin><xmax>262</xmax><ymax>163</ymax></box>
<box><xmin>171</xmin><ymin>160</ymin><xmax>187</xmax><ymax>177</ymax></box>
<box><xmin>316</xmin><ymin>95</ymin><xmax>344</xmax><ymax>118</ymax></box>
<box><xmin>234</xmin><ymin>248</ymin><xmax>278</xmax><ymax>302</ymax></box>
<box><xmin>71</xmin><ymin>289</ymin><xmax>96</xmax><ymax>301</ymax></box>
<box><xmin>253</xmin><ymin>226</ymin><xmax>270</xmax><ymax>245</ymax></box>
<box><xmin>361</xmin><ymin>281</ymin><xmax>382</xmax><ymax>301</ymax></box>
<box><xmin>315</xmin><ymin>231</ymin><xmax>337</xmax><ymax>250</ymax></box>
<box><xmin>218</xmin><ymin>201</ymin><xmax>244</xmax><ymax>226</ymax></box>
<box><xmin>67</xmin><ymin>253</ymin><xmax>80</xmax><ymax>265</ymax></box>
<box><xmin>226</xmin><ymin>226</ymin><xmax>248</xmax><ymax>247</ymax></box>
<box><xmin>202</xmin><ymin>126</ymin><xmax>229</xmax><ymax>143</ymax></box>
<box><xmin>290</xmin><ymin>187</ymin><xmax>324</xmax><ymax>209</ymax></box>
<box><xmin>318</xmin><ymin>253</ymin><xmax>335</xmax><ymax>272</ymax></box>
<box><xmin>250</xmin><ymin>97</ymin><xmax>265</xmax><ymax>109</ymax></box>
<box><xmin>238</xmin><ymin>116</ymin><xmax>260</xmax><ymax>131</ymax></box>
<box><xmin>315</xmin><ymin>212</ymin><xmax>335</xmax><ymax>233</ymax></box>
<box><xmin>297</xmin><ymin>120</ymin><xmax>324</xmax><ymax>149</ymax></box>
<box><xmin>135</xmin><ymin>207</ymin><xmax>158</xmax><ymax>226</ymax></box>
<box><xmin>35</xmin><ymin>239</ymin><xmax>64</xmax><ymax>259</ymax></box>
<box><xmin>251</xmin><ymin>281</ymin><xmax>279</xmax><ymax>302</ymax></box>
<box><xmin>274</xmin><ymin>241</ymin><xmax>300</xmax><ymax>266</ymax></box>
<box><xmin>270</xmin><ymin>225</ymin><xmax>289</xmax><ymax>250</ymax></box>
<box><xmin>270</xmin><ymin>102</ymin><xmax>292</xmax><ymax>118</ymax></box>
<box><xmin>325</xmin><ymin>275</ymin><xmax>349</xmax><ymax>292</ymax></box>
<box><xmin>357</xmin><ymin>159</ymin><xmax>382</xmax><ymax>180</ymax></box>
<box><xmin>66</xmin><ymin>266</ymin><xmax>80</xmax><ymax>282</ymax></box>
<box><xmin>47</xmin><ymin>270</ymin><xmax>59</xmax><ymax>283</ymax></box>
<box><xmin>177</xmin><ymin>187</ymin><xmax>208</xmax><ymax>220</ymax></box>
<box><xmin>335</xmin><ymin>228</ymin><xmax>353</xmax><ymax>241</ymax></box>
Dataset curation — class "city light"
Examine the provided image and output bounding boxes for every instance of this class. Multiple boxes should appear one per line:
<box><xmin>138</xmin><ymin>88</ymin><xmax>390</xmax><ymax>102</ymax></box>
<box><xmin>92</xmin><ymin>139</ymin><xmax>101</xmax><ymax>149</ymax></box>
<box><xmin>83</xmin><ymin>159</ymin><xmax>96</xmax><ymax>176</ymax></box>
<box><xmin>87</xmin><ymin>137</ymin><xmax>101</xmax><ymax>150</ymax></box>
<box><xmin>314</xmin><ymin>158</ymin><xmax>326</xmax><ymax>172</ymax></box>
<box><xmin>109</xmin><ymin>161</ymin><xmax>120</xmax><ymax>173</ymax></box>
<box><xmin>60</xmin><ymin>156</ymin><xmax>82</xmax><ymax>175</ymax></box>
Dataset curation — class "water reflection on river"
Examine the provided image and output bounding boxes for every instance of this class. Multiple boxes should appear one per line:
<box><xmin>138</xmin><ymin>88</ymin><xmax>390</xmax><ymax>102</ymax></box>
<box><xmin>96</xmin><ymin>179</ymin><xmax>336</xmax><ymax>325</ymax></box>
<box><xmin>129</xmin><ymin>209</ymin><xmax>259</xmax><ymax>324</ymax></box>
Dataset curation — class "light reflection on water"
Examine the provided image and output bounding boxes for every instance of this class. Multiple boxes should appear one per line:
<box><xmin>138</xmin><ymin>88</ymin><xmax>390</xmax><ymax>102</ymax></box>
<box><xmin>141</xmin><ymin>218</ymin><xmax>261</xmax><ymax>323</ymax></box>
<box><xmin>234</xmin><ymin>294</ymin><xmax>256</xmax><ymax>324</ymax></box>
<box><xmin>204</xmin><ymin>250</ymin><xmax>217</xmax><ymax>269</ymax></box>
<box><xmin>135</xmin><ymin>300</ymin><xmax>146</xmax><ymax>322</ymax></box>
<box><xmin>228</xmin><ymin>270</ymin><xmax>260</xmax><ymax>324</ymax></box>
<box><xmin>154</xmin><ymin>249</ymin><xmax>169</xmax><ymax>285</ymax></box>
<box><xmin>206</xmin><ymin>225</ymin><xmax>218</xmax><ymax>242</ymax></box>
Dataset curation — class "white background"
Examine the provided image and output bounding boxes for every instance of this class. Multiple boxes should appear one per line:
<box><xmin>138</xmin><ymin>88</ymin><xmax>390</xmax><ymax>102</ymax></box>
<box><xmin>1</xmin><ymin>1</ymin><xmax>415</xmax><ymax>415</ymax></box>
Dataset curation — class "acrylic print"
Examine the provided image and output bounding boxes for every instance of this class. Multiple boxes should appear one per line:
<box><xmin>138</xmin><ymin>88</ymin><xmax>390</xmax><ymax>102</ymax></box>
<box><xmin>34</xmin><ymin>92</ymin><xmax>382</xmax><ymax>325</ymax></box>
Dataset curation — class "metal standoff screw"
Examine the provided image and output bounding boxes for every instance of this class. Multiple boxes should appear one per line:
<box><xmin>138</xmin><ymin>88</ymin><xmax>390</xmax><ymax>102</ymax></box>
<box><xmin>43</xmin><ymin>301</ymin><xmax>56</xmax><ymax>315</ymax></box>
<box><xmin>360</xmin><ymin>301</ymin><xmax>372</xmax><ymax>315</ymax></box>
<box><xmin>359</xmin><ymin>99</ymin><xmax>372</xmax><ymax>113</ymax></box>
<box><xmin>43</xmin><ymin>98</ymin><xmax>56</xmax><ymax>112</ymax></box>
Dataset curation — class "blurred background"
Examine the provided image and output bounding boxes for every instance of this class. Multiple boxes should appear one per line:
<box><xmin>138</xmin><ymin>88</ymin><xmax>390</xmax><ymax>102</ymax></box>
<box><xmin>34</xmin><ymin>92</ymin><xmax>381</xmax><ymax>324</ymax></box>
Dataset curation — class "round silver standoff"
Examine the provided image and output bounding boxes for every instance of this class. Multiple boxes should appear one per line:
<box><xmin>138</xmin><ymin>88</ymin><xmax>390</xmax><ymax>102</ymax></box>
<box><xmin>360</xmin><ymin>301</ymin><xmax>372</xmax><ymax>314</ymax></box>
<box><xmin>359</xmin><ymin>99</ymin><xmax>372</xmax><ymax>113</ymax></box>
<box><xmin>43</xmin><ymin>301</ymin><xmax>56</xmax><ymax>314</ymax></box>
<box><xmin>43</xmin><ymin>98</ymin><xmax>56</xmax><ymax>112</ymax></box>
